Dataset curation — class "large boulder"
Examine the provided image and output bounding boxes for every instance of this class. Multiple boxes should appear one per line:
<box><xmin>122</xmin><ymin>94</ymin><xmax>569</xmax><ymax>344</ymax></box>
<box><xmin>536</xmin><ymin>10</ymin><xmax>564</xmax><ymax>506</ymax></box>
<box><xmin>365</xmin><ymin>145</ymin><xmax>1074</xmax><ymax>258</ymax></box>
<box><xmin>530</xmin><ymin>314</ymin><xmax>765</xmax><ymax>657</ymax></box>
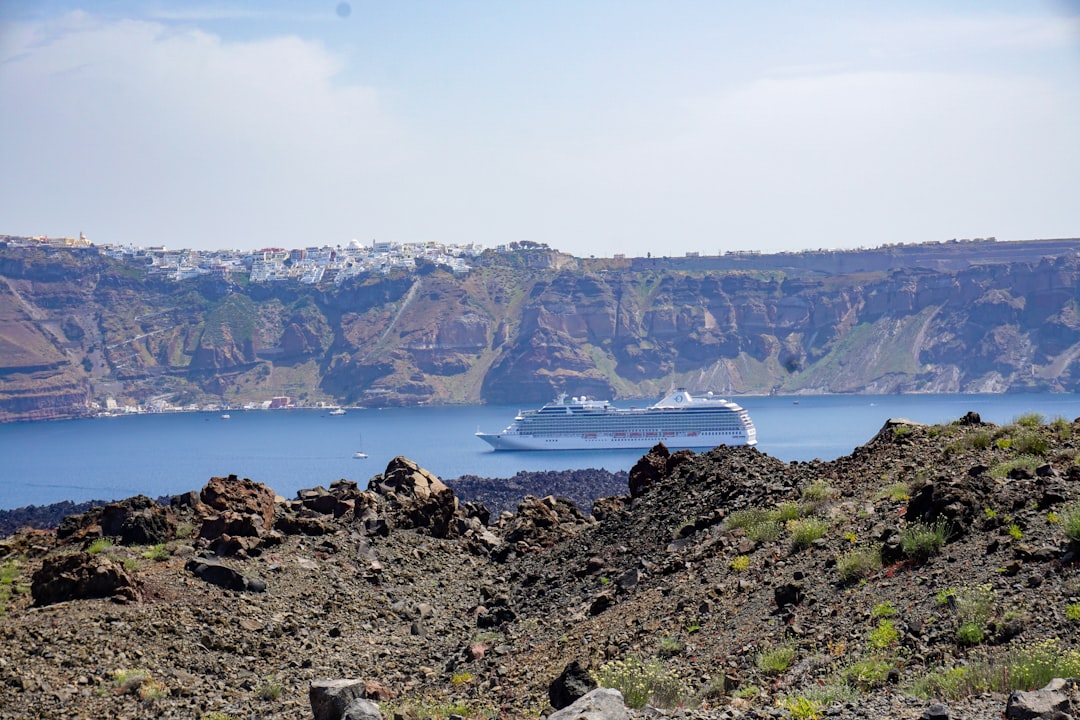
<box><xmin>549</xmin><ymin>688</ymin><xmax>628</xmax><ymax>720</ymax></box>
<box><xmin>99</xmin><ymin>495</ymin><xmax>176</xmax><ymax>545</ymax></box>
<box><xmin>31</xmin><ymin>552</ymin><xmax>138</xmax><ymax>606</ymax></box>
<box><xmin>310</xmin><ymin>679</ymin><xmax>387</xmax><ymax>720</ymax></box>
<box><xmin>198</xmin><ymin>475</ymin><xmax>277</xmax><ymax>542</ymax></box>
<box><xmin>56</xmin><ymin>495</ymin><xmax>175</xmax><ymax>546</ymax></box>
<box><xmin>367</xmin><ymin>457</ymin><xmax>458</xmax><ymax>537</ymax></box>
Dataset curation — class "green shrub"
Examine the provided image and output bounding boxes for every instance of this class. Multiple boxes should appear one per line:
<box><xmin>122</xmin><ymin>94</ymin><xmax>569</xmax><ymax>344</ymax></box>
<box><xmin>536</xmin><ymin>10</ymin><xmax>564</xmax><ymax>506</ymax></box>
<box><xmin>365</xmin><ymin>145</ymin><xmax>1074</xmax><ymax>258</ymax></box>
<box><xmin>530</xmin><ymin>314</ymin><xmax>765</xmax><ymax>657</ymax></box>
<box><xmin>86</xmin><ymin>538</ymin><xmax>115</xmax><ymax>554</ymax></box>
<box><xmin>836</xmin><ymin>546</ymin><xmax>881</xmax><ymax>583</ymax></box>
<box><xmin>255</xmin><ymin>677</ymin><xmax>283</xmax><ymax>701</ymax></box>
<box><xmin>775</xmin><ymin>501</ymin><xmax>802</xmax><ymax>522</ymax></box>
<box><xmin>1066</xmin><ymin>604</ymin><xmax>1080</xmax><ymax>622</ymax></box>
<box><xmin>789</xmin><ymin>517</ymin><xmax>830</xmax><ymax>550</ymax></box>
<box><xmin>1012</xmin><ymin>432</ymin><xmax>1049</xmax><ymax>456</ymax></box>
<box><xmin>872</xmin><ymin>601</ymin><xmax>896</xmax><ymax>618</ymax></box>
<box><xmin>869</xmin><ymin>619</ymin><xmax>899</xmax><ymax>649</ymax></box>
<box><xmin>729</xmin><ymin>555</ymin><xmax>750</xmax><ymax>571</ymax></box>
<box><xmin>1014</xmin><ymin>412</ymin><xmax>1045</xmax><ymax>428</ymax></box>
<box><xmin>657</xmin><ymin>635</ymin><xmax>684</xmax><ymax>656</ymax></box>
<box><xmin>900</xmin><ymin>519</ymin><xmax>948</xmax><ymax>561</ymax></box>
<box><xmin>723</xmin><ymin>508</ymin><xmax>772</xmax><ymax>531</ymax></box>
<box><xmin>967</xmin><ymin>431</ymin><xmax>992</xmax><ymax>450</ymax></box>
<box><xmin>877</xmin><ymin>482</ymin><xmax>910</xmax><ymax>502</ymax></box>
<box><xmin>592</xmin><ymin>656</ymin><xmax>685</xmax><ymax>709</ymax></box>
<box><xmin>782</xmin><ymin>695</ymin><xmax>822</xmax><ymax>720</ymax></box>
<box><xmin>956</xmin><ymin>622</ymin><xmax>985</xmax><ymax>645</ymax></box>
<box><xmin>745</xmin><ymin>520</ymin><xmax>783</xmax><ymax>543</ymax></box>
<box><xmin>990</xmin><ymin>455</ymin><xmax>1040</xmax><ymax>479</ymax></box>
<box><xmin>908</xmin><ymin>666</ymin><xmax>980</xmax><ymax>700</ymax></box>
<box><xmin>841</xmin><ymin>657</ymin><xmax>893</xmax><ymax>689</ymax></box>
<box><xmin>1060</xmin><ymin>503</ymin><xmax>1080</xmax><ymax>542</ymax></box>
<box><xmin>143</xmin><ymin>544</ymin><xmax>169</xmax><ymax>562</ymax></box>
<box><xmin>756</xmin><ymin>644</ymin><xmax>796</xmax><ymax>674</ymax></box>
<box><xmin>998</xmin><ymin>638</ymin><xmax>1080</xmax><ymax>691</ymax></box>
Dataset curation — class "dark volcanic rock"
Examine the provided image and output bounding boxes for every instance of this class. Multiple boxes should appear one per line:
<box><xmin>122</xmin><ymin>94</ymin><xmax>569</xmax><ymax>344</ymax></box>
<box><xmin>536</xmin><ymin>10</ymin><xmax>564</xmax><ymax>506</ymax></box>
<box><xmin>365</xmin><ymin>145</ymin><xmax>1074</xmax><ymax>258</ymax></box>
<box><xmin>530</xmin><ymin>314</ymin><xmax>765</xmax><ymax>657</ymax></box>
<box><xmin>31</xmin><ymin>552</ymin><xmax>138</xmax><ymax>605</ymax></box>
<box><xmin>368</xmin><ymin>456</ymin><xmax>458</xmax><ymax>538</ymax></box>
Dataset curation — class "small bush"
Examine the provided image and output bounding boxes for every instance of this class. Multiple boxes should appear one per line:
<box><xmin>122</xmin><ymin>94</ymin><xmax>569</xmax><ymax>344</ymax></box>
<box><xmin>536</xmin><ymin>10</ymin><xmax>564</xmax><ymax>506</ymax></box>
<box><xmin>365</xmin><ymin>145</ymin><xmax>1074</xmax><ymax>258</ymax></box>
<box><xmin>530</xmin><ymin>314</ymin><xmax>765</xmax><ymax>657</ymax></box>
<box><xmin>1012</xmin><ymin>432</ymin><xmax>1049</xmax><ymax>456</ymax></box>
<box><xmin>967</xmin><ymin>431</ymin><xmax>992</xmax><ymax>450</ymax></box>
<box><xmin>908</xmin><ymin>666</ymin><xmax>979</xmax><ymax>700</ymax></box>
<box><xmin>86</xmin><ymin>538</ymin><xmax>115</xmax><ymax>554</ymax></box>
<box><xmin>745</xmin><ymin>520</ymin><xmax>783</xmax><ymax>543</ymax></box>
<box><xmin>782</xmin><ymin>695</ymin><xmax>822</xmax><ymax>720</ymax></box>
<box><xmin>1060</xmin><ymin>504</ymin><xmax>1080</xmax><ymax>542</ymax></box>
<box><xmin>1014</xmin><ymin>412</ymin><xmax>1045</xmax><ymax>428</ymax></box>
<box><xmin>841</xmin><ymin>657</ymin><xmax>893</xmax><ymax>689</ymax></box>
<box><xmin>990</xmin><ymin>455</ymin><xmax>1040</xmax><ymax>479</ymax></box>
<box><xmin>255</xmin><ymin>677</ymin><xmax>283</xmax><ymax>701</ymax></box>
<box><xmin>872</xmin><ymin>601</ymin><xmax>897</xmax><ymax>618</ymax></box>
<box><xmin>657</xmin><ymin>635</ymin><xmax>684</xmax><ymax>656</ymax></box>
<box><xmin>729</xmin><ymin>555</ymin><xmax>750</xmax><ymax>571</ymax></box>
<box><xmin>869</xmin><ymin>619</ymin><xmax>900</xmax><ymax>649</ymax></box>
<box><xmin>592</xmin><ymin>656</ymin><xmax>685</xmax><ymax>710</ymax></box>
<box><xmin>900</xmin><ymin>519</ymin><xmax>948</xmax><ymax>561</ymax></box>
<box><xmin>877</xmin><ymin>482</ymin><xmax>911</xmax><ymax>502</ymax></box>
<box><xmin>800</xmin><ymin>482</ymin><xmax>834</xmax><ymax>512</ymax></box>
<box><xmin>1066</xmin><ymin>604</ymin><xmax>1080</xmax><ymax>622</ymax></box>
<box><xmin>1008</xmin><ymin>524</ymin><xmax>1023</xmax><ymax>540</ymax></box>
<box><xmin>143</xmin><ymin>544</ymin><xmax>170</xmax><ymax>562</ymax></box>
<box><xmin>789</xmin><ymin>517</ymin><xmax>829</xmax><ymax>550</ymax></box>
<box><xmin>836</xmin><ymin>546</ymin><xmax>881</xmax><ymax>583</ymax></box>
<box><xmin>775</xmin><ymin>501</ymin><xmax>802</xmax><ymax>522</ymax></box>
<box><xmin>956</xmin><ymin>622</ymin><xmax>985</xmax><ymax>645</ymax></box>
<box><xmin>999</xmin><ymin>638</ymin><xmax>1080</xmax><ymax>691</ymax></box>
<box><xmin>756</xmin><ymin>644</ymin><xmax>796</xmax><ymax>674</ymax></box>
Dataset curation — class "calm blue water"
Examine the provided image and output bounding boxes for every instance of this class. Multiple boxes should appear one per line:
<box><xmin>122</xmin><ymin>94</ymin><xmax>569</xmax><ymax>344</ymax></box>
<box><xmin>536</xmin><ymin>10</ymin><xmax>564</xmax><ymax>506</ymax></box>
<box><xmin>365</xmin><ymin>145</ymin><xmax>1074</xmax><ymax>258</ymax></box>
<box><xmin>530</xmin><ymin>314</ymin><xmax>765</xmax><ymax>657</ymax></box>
<box><xmin>1</xmin><ymin>394</ymin><xmax>1078</xmax><ymax>510</ymax></box>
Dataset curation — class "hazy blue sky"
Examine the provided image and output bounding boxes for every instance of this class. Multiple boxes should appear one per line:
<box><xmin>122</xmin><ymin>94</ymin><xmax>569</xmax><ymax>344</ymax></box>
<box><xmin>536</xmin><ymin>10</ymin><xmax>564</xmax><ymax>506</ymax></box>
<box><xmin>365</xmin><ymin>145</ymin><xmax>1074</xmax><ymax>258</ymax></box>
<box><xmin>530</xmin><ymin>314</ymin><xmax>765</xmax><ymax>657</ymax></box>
<box><xmin>2</xmin><ymin>1</ymin><xmax>1078</xmax><ymax>257</ymax></box>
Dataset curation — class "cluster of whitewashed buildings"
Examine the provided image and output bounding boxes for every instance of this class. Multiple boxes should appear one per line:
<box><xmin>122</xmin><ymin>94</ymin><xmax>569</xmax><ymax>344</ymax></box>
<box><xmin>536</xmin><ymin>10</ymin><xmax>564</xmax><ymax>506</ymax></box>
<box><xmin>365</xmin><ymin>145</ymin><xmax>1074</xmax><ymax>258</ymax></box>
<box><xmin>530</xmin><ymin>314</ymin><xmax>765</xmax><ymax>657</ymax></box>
<box><xmin>87</xmin><ymin>238</ymin><xmax>484</xmax><ymax>284</ymax></box>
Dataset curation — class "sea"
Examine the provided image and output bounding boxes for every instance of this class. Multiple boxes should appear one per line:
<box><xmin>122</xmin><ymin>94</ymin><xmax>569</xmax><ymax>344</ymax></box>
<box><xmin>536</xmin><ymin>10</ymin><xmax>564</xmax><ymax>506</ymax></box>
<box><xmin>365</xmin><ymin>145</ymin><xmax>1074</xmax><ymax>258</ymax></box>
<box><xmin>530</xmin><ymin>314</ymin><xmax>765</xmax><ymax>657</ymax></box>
<box><xmin>1</xmin><ymin>393</ymin><xmax>1078</xmax><ymax>510</ymax></box>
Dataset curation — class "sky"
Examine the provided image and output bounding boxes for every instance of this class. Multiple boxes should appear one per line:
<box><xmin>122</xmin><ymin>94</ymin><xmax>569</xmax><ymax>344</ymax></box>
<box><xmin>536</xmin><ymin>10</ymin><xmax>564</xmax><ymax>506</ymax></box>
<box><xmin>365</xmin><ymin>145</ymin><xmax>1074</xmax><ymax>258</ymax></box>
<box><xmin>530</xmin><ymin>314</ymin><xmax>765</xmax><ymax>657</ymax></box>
<box><xmin>1</xmin><ymin>2</ymin><xmax>1079</xmax><ymax>258</ymax></box>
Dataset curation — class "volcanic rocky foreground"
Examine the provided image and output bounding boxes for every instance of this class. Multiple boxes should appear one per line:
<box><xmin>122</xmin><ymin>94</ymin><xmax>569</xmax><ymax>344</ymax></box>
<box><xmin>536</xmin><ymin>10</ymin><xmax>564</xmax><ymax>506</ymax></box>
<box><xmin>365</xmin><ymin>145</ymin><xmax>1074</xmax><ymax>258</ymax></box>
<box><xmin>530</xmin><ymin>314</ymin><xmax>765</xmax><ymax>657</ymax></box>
<box><xmin>5</xmin><ymin>414</ymin><xmax>1080</xmax><ymax>720</ymax></box>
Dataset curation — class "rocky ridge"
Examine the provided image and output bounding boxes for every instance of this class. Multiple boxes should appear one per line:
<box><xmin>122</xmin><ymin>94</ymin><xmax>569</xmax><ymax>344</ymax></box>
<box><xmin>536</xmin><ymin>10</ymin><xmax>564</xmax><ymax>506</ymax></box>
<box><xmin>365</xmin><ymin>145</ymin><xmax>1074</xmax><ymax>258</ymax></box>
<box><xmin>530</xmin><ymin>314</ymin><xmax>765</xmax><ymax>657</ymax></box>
<box><xmin>4</xmin><ymin>239</ymin><xmax>1080</xmax><ymax>421</ymax></box>
<box><xmin>3</xmin><ymin>412</ymin><xmax>1080</xmax><ymax>719</ymax></box>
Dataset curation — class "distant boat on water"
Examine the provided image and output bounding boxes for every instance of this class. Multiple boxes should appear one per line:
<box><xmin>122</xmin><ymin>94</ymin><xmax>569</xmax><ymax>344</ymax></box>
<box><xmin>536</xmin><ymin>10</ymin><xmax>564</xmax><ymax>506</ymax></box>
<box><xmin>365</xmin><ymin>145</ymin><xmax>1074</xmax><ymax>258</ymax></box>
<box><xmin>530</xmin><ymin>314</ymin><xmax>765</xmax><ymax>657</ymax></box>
<box><xmin>221</xmin><ymin>413</ymin><xmax>231</xmax><ymax>419</ymax></box>
<box><xmin>329</xmin><ymin>408</ymin><xmax>346</xmax><ymax>416</ymax></box>
<box><xmin>353</xmin><ymin>433</ymin><xmax>368</xmax><ymax>459</ymax></box>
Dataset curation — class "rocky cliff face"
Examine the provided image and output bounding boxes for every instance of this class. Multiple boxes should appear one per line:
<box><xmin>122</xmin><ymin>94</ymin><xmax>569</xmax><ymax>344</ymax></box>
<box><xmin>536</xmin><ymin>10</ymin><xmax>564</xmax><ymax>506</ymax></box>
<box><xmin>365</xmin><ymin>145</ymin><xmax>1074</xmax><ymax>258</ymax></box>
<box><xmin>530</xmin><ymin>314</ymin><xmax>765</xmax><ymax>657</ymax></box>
<box><xmin>1</xmin><ymin>241</ymin><xmax>1078</xmax><ymax>421</ymax></box>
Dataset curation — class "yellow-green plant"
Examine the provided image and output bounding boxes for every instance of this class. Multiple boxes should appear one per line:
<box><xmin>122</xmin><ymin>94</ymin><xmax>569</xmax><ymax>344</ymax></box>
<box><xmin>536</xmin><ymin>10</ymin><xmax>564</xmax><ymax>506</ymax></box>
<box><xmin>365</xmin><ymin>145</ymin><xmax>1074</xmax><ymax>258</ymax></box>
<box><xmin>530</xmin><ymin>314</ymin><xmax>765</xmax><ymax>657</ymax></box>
<box><xmin>1066</xmin><ymin>604</ymin><xmax>1080</xmax><ymax>622</ymax></box>
<box><xmin>841</xmin><ymin>657</ymin><xmax>893</xmax><ymax>689</ymax></box>
<box><xmin>592</xmin><ymin>656</ymin><xmax>685</xmax><ymax>710</ymax></box>
<box><xmin>836</xmin><ymin>546</ymin><xmax>881</xmax><ymax>583</ymax></box>
<box><xmin>756</xmin><ymin>644</ymin><xmax>796</xmax><ymax>674</ymax></box>
<box><xmin>1060</xmin><ymin>504</ymin><xmax>1080</xmax><ymax>542</ymax></box>
<box><xmin>86</xmin><ymin>537</ymin><xmax>115</xmax><ymax>554</ymax></box>
<box><xmin>872</xmin><ymin>601</ymin><xmax>896</xmax><ymax>618</ymax></box>
<box><xmin>869</xmin><ymin>619</ymin><xmax>899</xmax><ymax>649</ymax></box>
<box><xmin>782</xmin><ymin>694</ymin><xmax>822</xmax><ymax>720</ymax></box>
<box><xmin>900</xmin><ymin>519</ymin><xmax>948</xmax><ymax>561</ymax></box>
<box><xmin>255</xmin><ymin>677</ymin><xmax>283</xmax><ymax>701</ymax></box>
<box><xmin>789</xmin><ymin>517</ymin><xmax>829</xmax><ymax>550</ymax></box>
<box><xmin>729</xmin><ymin>555</ymin><xmax>750</xmax><ymax>571</ymax></box>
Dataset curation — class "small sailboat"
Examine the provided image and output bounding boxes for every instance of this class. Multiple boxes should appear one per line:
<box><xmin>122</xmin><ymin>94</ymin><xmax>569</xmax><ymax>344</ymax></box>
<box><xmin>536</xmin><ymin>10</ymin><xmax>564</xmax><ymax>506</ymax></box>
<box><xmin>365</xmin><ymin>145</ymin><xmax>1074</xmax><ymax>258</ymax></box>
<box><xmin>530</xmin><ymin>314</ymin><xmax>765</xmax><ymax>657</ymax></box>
<box><xmin>353</xmin><ymin>433</ymin><xmax>368</xmax><ymax>459</ymax></box>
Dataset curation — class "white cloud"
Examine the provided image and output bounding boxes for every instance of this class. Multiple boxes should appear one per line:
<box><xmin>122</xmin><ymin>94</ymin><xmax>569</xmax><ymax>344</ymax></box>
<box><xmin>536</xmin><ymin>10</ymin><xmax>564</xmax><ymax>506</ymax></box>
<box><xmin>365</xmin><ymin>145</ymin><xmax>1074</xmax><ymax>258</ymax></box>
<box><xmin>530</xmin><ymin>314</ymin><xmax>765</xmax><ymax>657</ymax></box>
<box><xmin>0</xmin><ymin>12</ymin><xmax>402</xmax><ymax>246</ymax></box>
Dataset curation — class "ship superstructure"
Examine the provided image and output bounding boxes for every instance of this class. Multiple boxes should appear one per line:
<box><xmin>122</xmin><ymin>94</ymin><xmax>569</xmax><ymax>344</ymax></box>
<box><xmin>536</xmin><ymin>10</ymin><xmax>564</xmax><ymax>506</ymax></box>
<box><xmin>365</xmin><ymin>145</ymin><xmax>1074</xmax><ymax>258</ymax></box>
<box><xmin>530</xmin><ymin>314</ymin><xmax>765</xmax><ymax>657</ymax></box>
<box><xmin>475</xmin><ymin>389</ymin><xmax>756</xmax><ymax>451</ymax></box>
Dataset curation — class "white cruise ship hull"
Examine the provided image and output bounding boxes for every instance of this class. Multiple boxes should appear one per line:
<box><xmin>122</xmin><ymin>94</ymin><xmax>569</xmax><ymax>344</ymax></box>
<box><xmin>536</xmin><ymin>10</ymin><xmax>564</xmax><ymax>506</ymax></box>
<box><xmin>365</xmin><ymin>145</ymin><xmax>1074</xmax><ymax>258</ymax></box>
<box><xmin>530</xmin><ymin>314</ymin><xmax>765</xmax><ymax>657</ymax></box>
<box><xmin>476</xmin><ymin>389</ymin><xmax>757</xmax><ymax>452</ymax></box>
<box><xmin>476</xmin><ymin>429</ymin><xmax>755</xmax><ymax>451</ymax></box>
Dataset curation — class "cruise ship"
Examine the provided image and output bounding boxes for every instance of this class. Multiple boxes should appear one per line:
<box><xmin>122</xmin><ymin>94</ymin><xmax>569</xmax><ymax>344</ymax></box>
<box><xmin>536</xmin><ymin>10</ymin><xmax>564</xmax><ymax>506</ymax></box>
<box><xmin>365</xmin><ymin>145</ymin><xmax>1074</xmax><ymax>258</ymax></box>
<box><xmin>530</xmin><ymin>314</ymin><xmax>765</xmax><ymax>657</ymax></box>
<box><xmin>475</xmin><ymin>389</ymin><xmax>757</xmax><ymax>451</ymax></box>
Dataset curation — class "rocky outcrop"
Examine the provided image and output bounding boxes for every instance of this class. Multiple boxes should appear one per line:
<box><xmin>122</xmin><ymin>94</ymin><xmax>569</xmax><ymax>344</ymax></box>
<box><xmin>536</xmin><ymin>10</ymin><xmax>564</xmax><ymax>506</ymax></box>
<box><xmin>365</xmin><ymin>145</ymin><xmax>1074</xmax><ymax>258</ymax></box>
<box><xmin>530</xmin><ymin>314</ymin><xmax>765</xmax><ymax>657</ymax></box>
<box><xmin>367</xmin><ymin>456</ymin><xmax>458</xmax><ymax>537</ymax></box>
<box><xmin>4</xmin><ymin>241</ymin><xmax>1080</xmax><ymax>418</ymax></box>
<box><xmin>31</xmin><ymin>552</ymin><xmax>138</xmax><ymax>605</ymax></box>
<box><xmin>55</xmin><ymin>495</ymin><xmax>175</xmax><ymax>546</ymax></box>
